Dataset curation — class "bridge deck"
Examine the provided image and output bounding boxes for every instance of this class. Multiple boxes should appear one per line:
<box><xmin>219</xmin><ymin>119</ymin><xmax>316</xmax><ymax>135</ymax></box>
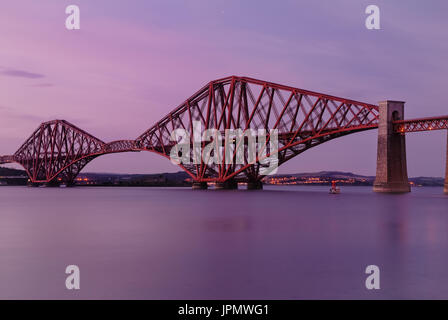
<box><xmin>394</xmin><ymin>115</ymin><xmax>448</xmax><ymax>133</ymax></box>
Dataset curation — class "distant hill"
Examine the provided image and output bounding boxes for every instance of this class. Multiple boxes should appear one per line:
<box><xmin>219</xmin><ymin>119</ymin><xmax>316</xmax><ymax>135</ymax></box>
<box><xmin>0</xmin><ymin>166</ymin><xmax>444</xmax><ymax>187</ymax></box>
<box><xmin>410</xmin><ymin>176</ymin><xmax>445</xmax><ymax>187</ymax></box>
<box><xmin>283</xmin><ymin>171</ymin><xmax>374</xmax><ymax>179</ymax></box>
<box><xmin>76</xmin><ymin>171</ymin><xmax>191</xmax><ymax>186</ymax></box>
<box><xmin>0</xmin><ymin>166</ymin><xmax>28</xmax><ymax>185</ymax></box>
<box><xmin>263</xmin><ymin>171</ymin><xmax>373</xmax><ymax>186</ymax></box>
<box><xmin>264</xmin><ymin>171</ymin><xmax>445</xmax><ymax>187</ymax></box>
<box><xmin>0</xmin><ymin>166</ymin><xmax>27</xmax><ymax>176</ymax></box>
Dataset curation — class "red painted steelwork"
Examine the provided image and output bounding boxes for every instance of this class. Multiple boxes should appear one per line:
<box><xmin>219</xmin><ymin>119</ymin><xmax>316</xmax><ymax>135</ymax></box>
<box><xmin>1</xmin><ymin>76</ymin><xmax>445</xmax><ymax>185</ymax></box>
<box><xmin>136</xmin><ymin>76</ymin><xmax>380</xmax><ymax>183</ymax></box>
<box><xmin>394</xmin><ymin>115</ymin><xmax>448</xmax><ymax>133</ymax></box>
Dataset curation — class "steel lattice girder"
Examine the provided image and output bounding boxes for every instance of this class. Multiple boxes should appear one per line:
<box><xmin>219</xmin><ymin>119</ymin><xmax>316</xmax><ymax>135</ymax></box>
<box><xmin>12</xmin><ymin>120</ymin><xmax>106</xmax><ymax>183</ymax></box>
<box><xmin>136</xmin><ymin>76</ymin><xmax>380</xmax><ymax>182</ymax></box>
<box><xmin>394</xmin><ymin>116</ymin><xmax>448</xmax><ymax>133</ymax></box>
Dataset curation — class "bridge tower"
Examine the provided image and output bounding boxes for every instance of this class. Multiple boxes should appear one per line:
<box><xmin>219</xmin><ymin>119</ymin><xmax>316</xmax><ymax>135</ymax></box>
<box><xmin>373</xmin><ymin>101</ymin><xmax>410</xmax><ymax>193</ymax></box>
<box><xmin>445</xmin><ymin>131</ymin><xmax>448</xmax><ymax>194</ymax></box>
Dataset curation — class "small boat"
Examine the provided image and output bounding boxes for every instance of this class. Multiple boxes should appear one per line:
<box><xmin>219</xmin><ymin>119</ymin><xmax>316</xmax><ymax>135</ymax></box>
<box><xmin>329</xmin><ymin>180</ymin><xmax>340</xmax><ymax>194</ymax></box>
<box><xmin>60</xmin><ymin>184</ymin><xmax>67</xmax><ymax>188</ymax></box>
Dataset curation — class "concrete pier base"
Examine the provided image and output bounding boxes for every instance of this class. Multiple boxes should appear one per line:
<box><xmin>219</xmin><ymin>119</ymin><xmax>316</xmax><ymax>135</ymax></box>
<box><xmin>47</xmin><ymin>180</ymin><xmax>76</xmax><ymax>187</ymax></box>
<box><xmin>247</xmin><ymin>180</ymin><xmax>263</xmax><ymax>190</ymax></box>
<box><xmin>214</xmin><ymin>180</ymin><xmax>238</xmax><ymax>190</ymax></box>
<box><xmin>373</xmin><ymin>101</ymin><xmax>410</xmax><ymax>193</ymax></box>
<box><xmin>27</xmin><ymin>180</ymin><xmax>75</xmax><ymax>188</ymax></box>
<box><xmin>46</xmin><ymin>181</ymin><xmax>62</xmax><ymax>187</ymax></box>
<box><xmin>445</xmin><ymin>131</ymin><xmax>448</xmax><ymax>194</ymax></box>
<box><xmin>27</xmin><ymin>182</ymin><xmax>40</xmax><ymax>187</ymax></box>
<box><xmin>192</xmin><ymin>181</ymin><xmax>208</xmax><ymax>190</ymax></box>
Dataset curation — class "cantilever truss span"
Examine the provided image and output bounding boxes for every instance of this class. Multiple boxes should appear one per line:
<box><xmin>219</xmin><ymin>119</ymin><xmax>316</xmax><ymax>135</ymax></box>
<box><xmin>136</xmin><ymin>76</ymin><xmax>380</xmax><ymax>182</ymax></box>
<box><xmin>11</xmin><ymin>120</ymin><xmax>106</xmax><ymax>184</ymax></box>
<box><xmin>0</xmin><ymin>121</ymin><xmax>140</xmax><ymax>184</ymax></box>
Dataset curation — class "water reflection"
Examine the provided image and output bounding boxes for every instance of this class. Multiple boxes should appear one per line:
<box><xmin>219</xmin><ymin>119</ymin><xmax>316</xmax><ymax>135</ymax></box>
<box><xmin>0</xmin><ymin>185</ymin><xmax>448</xmax><ymax>299</ymax></box>
<box><xmin>202</xmin><ymin>216</ymin><xmax>252</xmax><ymax>232</ymax></box>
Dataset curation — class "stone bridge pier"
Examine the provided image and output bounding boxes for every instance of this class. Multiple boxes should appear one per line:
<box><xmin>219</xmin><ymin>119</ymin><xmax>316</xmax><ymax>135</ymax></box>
<box><xmin>373</xmin><ymin>101</ymin><xmax>411</xmax><ymax>193</ymax></box>
<box><xmin>445</xmin><ymin>131</ymin><xmax>448</xmax><ymax>194</ymax></box>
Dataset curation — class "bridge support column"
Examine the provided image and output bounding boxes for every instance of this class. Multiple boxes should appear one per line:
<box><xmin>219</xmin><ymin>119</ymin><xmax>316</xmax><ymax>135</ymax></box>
<box><xmin>214</xmin><ymin>179</ymin><xmax>238</xmax><ymax>190</ymax></box>
<box><xmin>192</xmin><ymin>181</ymin><xmax>208</xmax><ymax>190</ymax></box>
<box><xmin>373</xmin><ymin>101</ymin><xmax>410</xmax><ymax>193</ymax></box>
<box><xmin>445</xmin><ymin>131</ymin><xmax>448</xmax><ymax>194</ymax></box>
<box><xmin>247</xmin><ymin>180</ymin><xmax>263</xmax><ymax>190</ymax></box>
<box><xmin>27</xmin><ymin>182</ymin><xmax>40</xmax><ymax>187</ymax></box>
<box><xmin>46</xmin><ymin>180</ymin><xmax>62</xmax><ymax>187</ymax></box>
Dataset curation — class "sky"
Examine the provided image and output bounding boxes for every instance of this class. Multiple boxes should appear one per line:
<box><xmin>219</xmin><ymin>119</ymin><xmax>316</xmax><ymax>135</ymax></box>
<box><xmin>0</xmin><ymin>0</ymin><xmax>447</xmax><ymax>176</ymax></box>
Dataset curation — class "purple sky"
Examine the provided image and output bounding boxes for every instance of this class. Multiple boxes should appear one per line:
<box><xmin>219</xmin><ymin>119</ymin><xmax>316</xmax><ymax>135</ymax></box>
<box><xmin>1</xmin><ymin>0</ymin><xmax>447</xmax><ymax>176</ymax></box>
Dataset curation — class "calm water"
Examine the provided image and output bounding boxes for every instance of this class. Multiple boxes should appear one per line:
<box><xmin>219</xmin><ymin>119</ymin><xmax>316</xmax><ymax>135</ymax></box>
<box><xmin>0</xmin><ymin>185</ymin><xmax>447</xmax><ymax>299</ymax></box>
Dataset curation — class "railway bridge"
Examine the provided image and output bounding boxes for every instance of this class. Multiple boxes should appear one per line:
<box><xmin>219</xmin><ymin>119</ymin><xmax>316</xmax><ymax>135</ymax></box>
<box><xmin>1</xmin><ymin>76</ymin><xmax>447</xmax><ymax>192</ymax></box>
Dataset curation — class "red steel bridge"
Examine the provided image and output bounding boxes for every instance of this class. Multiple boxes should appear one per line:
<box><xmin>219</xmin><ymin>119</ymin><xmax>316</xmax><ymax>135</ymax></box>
<box><xmin>1</xmin><ymin>76</ymin><xmax>447</xmax><ymax>191</ymax></box>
